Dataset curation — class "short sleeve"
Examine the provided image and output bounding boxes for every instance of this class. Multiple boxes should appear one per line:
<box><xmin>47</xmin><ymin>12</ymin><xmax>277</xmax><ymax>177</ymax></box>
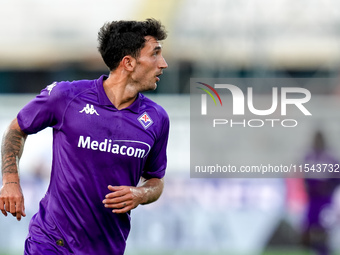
<box><xmin>142</xmin><ymin>110</ymin><xmax>170</xmax><ymax>179</ymax></box>
<box><xmin>17</xmin><ymin>82</ymin><xmax>64</xmax><ymax>134</ymax></box>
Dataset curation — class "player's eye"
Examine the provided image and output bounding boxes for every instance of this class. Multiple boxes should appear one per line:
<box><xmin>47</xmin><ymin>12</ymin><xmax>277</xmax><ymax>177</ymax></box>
<box><xmin>153</xmin><ymin>50</ymin><xmax>161</xmax><ymax>56</ymax></box>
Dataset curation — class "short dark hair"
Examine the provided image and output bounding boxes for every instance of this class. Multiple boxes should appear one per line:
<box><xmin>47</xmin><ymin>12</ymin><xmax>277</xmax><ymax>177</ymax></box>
<box><xmin>97</xmin><ymin>18</ymin><xmax>167</xmax><ymax>71</ymax></box>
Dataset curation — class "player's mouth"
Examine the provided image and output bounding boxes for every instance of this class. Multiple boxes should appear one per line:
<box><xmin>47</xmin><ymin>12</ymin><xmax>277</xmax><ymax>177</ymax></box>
<box><xmin>156</xmin><ymin>73</ymin><xmax>163</xmax><ymax>82</ymax></box>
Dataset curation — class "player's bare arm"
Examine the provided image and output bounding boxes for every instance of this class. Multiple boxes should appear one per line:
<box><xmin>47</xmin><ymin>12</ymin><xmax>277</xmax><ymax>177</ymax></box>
<box><xmin>103</xmin><ymin>177</ymin><xmax>164</xmax><ymax>214</ymax></box>
<box><xmin>0</xmin><ymin>118</ymin><xmax>27</xmax><ymax>221</ymax></box>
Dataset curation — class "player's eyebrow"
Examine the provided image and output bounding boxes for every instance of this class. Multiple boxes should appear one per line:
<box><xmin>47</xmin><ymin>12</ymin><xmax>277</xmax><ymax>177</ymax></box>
<box><xmin>153</xmin><ymin>46</ymin><xmax>162</xmax><ymax>52</ymax></box>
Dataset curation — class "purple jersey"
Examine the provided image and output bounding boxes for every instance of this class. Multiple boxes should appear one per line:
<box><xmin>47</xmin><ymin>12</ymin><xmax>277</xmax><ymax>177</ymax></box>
<box><xmin>17</xmin><ymin>75</ymin><xmax>169</xmax><ymax>254</ymax></box>
<box><xmin>303</xmin><ymin>150</ymin><xmax>340</xmax><ymax>226</ymax></box>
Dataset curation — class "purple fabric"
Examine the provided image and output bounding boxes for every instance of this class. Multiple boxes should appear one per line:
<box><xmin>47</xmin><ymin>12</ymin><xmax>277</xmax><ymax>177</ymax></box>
<box><xmin>18</xmin><ymin>75</ymin><xmax>169</xmax><ymax>254</ymax></box>
<box><xmin>303</xmin><ymin>150</ymin><xmax>340</xmax><ymax>226</ymax></box>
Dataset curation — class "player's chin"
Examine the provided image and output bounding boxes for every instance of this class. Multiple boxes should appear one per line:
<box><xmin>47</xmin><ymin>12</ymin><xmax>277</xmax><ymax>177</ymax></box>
<box><xmin>145</xmin><ymin>83</ymin><xmax>157</xmax><ymax>91</ymax></box>
<box><xmin>139</xmin><ymin>81</ymin><xmax>158</xmax><ymax>92</ymax></box>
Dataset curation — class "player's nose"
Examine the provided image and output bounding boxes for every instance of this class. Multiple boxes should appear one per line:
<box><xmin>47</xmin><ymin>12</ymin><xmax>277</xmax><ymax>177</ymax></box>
<box><xmin>159</xmin><ymin>56</ymin><xmax>168</xmax><ymax>69</ymax></box>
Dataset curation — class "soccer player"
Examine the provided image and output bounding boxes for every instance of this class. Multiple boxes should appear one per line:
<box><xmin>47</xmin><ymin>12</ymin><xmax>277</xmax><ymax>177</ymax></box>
<box><xmin>301</xmin><ymin>131</ymin><xmax>340</xmax><ymax>255</ymax></box>
<box><xmin>0</xmin><ymin>19</ymin><xmax>169</xmax><ymax>255</ymax></box>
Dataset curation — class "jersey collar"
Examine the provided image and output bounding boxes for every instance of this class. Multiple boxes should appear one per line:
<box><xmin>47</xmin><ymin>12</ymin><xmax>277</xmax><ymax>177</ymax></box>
<box><xmin>96</xmin><ymin>75</ymin><xmax>141</xmax><ymax>113</ymax></box>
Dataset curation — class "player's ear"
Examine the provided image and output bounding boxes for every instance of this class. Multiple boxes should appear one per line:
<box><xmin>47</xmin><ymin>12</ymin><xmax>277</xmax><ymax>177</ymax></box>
<box><xmin>121</xmin><ymin>56</ymin><xmax>136</xmax><ymax>71</ymax></box>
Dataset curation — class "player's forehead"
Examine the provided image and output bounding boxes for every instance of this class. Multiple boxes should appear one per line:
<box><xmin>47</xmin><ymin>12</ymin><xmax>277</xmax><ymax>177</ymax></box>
<box><xmin>142</xmin><ymin>36</ymin><xmax>162</xmax><ymax>52</ymax></box>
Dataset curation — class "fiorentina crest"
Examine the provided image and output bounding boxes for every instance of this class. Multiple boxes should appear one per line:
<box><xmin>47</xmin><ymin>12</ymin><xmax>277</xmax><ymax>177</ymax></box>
<box><xmin>138</xmin><ymin>112</ymin><xmax>153</xmax><ymax>129</ymax></box>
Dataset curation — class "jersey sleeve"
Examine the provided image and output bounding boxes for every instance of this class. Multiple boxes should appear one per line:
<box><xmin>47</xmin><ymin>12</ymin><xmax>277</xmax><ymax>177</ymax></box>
<box><xmin>142</xmin><ymin>109</ymin><xmax>170</xmax><ymax>179</ymax></box>
<box><xmin>17</xmin><ymin>82</ymin><xmax>65</xmax><ymax>134</ymax></box>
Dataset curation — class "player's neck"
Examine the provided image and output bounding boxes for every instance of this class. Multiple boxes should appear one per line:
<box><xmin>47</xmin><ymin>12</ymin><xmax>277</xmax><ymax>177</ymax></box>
<box><xmin>103</xmin><ymin>73</ymin><xmax>138</xmax><ymax>110</ymax></box>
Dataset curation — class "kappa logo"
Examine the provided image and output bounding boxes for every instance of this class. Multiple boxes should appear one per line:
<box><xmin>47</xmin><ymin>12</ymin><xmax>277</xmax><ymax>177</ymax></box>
<box><xmin>138</xmin><ymin>112</ymin><xmax>153</xmax><ymax>129</ymax></box>
<box><xmin>79</xmin><ymin>104</ymin><xmax>99</xmax><ymax>115</ymax></box>
<box><xmin>46</xmin><ymin>82</ymin><xmax>57</xmax><ymax>95</ymax></box>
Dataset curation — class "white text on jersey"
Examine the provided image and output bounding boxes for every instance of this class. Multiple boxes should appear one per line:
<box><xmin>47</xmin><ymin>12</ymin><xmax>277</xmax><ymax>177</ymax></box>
<box><xmin>77</xmin><ymin>136</ymin><xmax>151</xmax><ymax>158</ymax></box>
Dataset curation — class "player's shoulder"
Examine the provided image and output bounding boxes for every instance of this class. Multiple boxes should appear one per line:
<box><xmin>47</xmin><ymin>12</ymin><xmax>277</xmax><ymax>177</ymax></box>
<box><xmin>140</xmin><ymin>94</ymin><xmax>169</xmax><ymax>120</ymax></box>
<box><xmin>43</xmin><ymin>76</ymin><xmax>100</xmax><ymax>99</ymax></box>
